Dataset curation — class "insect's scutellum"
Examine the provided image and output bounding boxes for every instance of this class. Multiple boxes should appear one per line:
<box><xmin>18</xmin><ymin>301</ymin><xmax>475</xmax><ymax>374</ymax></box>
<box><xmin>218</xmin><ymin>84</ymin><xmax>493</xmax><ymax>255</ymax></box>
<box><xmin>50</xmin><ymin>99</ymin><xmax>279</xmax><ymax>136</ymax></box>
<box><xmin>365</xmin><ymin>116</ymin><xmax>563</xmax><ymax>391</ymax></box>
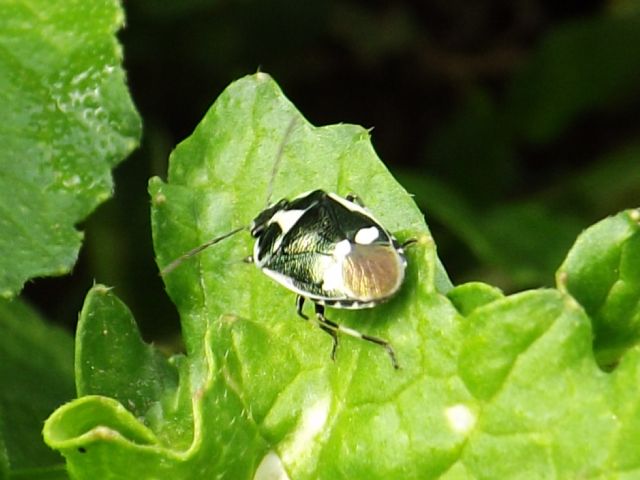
<box><xmin>161</xmin><ymin>118</ymin><xmax>412</xmax><ymax>369</ymax></box>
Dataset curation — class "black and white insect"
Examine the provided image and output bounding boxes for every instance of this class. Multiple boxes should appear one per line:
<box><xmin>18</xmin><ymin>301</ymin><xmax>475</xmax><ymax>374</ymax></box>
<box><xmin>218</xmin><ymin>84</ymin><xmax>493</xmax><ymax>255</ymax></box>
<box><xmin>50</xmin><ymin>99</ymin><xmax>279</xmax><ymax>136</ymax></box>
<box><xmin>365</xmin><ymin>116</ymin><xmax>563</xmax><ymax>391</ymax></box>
<box><xmin>161</xmin><ymin>125</ymin><xmax>413</xmax><ymax>369</ymax></box>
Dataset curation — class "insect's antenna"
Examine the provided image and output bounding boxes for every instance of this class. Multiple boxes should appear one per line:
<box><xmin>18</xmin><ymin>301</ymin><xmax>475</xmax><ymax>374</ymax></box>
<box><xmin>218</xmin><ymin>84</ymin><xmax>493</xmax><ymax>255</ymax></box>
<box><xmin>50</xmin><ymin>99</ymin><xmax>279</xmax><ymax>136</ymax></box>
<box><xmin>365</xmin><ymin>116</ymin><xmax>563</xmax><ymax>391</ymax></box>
<box><xmin>264</xmin><ymin>116</ymin><xmax>298</xmax><ymax>208</ymax></box>
<box><xmin>160</xmin><ymin>226</ymin><xmax>247</xmax><ymax>276</ymax></box>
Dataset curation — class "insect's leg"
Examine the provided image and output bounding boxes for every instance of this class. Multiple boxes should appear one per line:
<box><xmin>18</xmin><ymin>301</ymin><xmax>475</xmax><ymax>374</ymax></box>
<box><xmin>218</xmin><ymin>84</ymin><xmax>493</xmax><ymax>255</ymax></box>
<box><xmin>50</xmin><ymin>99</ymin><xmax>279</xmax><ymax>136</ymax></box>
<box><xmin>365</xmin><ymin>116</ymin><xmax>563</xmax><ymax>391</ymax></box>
<box><xmin>401</xmin><ymin>238</ymin><xmax>417</xmax><ymax>249</ymax></box>
<box><xmin>313</xmin><ymin>304</ymin><xmax>399</xmax><ymax>369</ymax></box>
<box><xmin>313</xmin><ymin>304</ymin><xmax>339</xmax><ymax>360</ymax></box>
<box><xmin>392</xmin><ymin>237</ymin><xmax>417</xmax><ymax>256</ymax></box>
<box><xmin>346</xmin><ymin>193</ymin><xmax>365</xmax><ymax>207</ymax></box>
<box><xmin>359</xmin><ymin>332</ymin><xmax>400</xmax><ymax>370</ymax></box>
<box><xmin>295</xmin><ymin>295</ymin><xmax>309</xmax><ymax>320</ymax></box>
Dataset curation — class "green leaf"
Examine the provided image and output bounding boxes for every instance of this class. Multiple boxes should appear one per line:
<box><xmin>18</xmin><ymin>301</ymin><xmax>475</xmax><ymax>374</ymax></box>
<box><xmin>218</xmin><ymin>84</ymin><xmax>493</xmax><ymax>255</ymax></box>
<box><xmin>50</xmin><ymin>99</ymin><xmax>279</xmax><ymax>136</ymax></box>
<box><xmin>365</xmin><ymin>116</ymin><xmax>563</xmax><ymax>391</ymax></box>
<box><xmin>45</xmin><ymin>74</ymin><xmax>640</xmax><ymax>478</ymax></box>
<box><xmin>75</xmin><ymin>285</ymin><xmax>178</xmax><ymax>418</ymax></box>
<box><xmin>44</xmin><ymin>313</ymin><xmax>267</xmax><ymax>479</ymax></box>
<box><xmin>557</xmin><ymin>209</ymin><xmax>640</xmax><ymax>366</ymax></box>
<box><xmin>457</xmin><ymin>289</ymin><xmax>640</xmax><ymax>477</ymax></box>
<box><xmin>0</xmin><ymin>0</ymin><xmax>141</xmax><ymax>297</ymax></box>
<box><xmin>0</xmin><ymin>298</ymin><xmax>74</xmax><ymax>475</ymax></box>
<box><xmin>43</xmin><ymin>396</ymin><xmax>166</xmax><ymax>479</ymax></box>
<box><xmin>447</xmin><ymin>282</ymin><xmax>504</xmax><ymax>316</ymax></box>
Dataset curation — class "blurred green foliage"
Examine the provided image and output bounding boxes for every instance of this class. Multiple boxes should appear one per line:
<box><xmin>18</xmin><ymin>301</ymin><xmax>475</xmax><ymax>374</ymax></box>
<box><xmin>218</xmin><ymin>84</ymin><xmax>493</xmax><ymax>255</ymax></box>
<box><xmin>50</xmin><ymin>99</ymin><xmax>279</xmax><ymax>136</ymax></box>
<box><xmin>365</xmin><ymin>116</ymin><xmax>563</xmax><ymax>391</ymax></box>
<box><xmin>22</xmin><ymin>0</ymin><xmax>640</xmax><ymax>347</ymax></box>
<box><xmin>0</xmin><ymin>298</ymin><xmax>74</xmax><ymax>478</ymax></box>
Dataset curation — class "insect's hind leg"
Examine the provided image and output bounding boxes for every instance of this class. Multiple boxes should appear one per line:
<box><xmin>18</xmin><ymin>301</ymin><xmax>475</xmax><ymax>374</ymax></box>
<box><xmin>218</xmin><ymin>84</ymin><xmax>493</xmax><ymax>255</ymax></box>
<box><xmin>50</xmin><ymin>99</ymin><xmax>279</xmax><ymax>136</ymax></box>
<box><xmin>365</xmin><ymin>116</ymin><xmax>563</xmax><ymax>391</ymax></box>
<box><xmin>297</xmin><ymin>296</ymin><xmax>338</xmax><ymax>358</ymax></box>
<box><xmin>312</xmin><ymin>303</ymin><xmax>340</xmax><ymax>358</ymax></box>
<box><xmin>313</xmin><ymin>303</ymin><xmax>399</xmax><ymax>369</ymax></box>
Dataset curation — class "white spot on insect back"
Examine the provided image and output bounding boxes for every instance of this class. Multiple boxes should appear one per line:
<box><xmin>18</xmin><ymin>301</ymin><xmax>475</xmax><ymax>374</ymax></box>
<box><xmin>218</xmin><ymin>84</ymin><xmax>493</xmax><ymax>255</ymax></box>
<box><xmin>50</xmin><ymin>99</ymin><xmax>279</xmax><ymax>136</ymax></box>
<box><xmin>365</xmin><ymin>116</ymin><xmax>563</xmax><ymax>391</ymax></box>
<box><xmin>445</xmin><ymin>404</ymin><xmax>476</xmax><ymax>435</ymax></box>
<box><xmin>354</xmin><ymin>226</ymin><xmax>379</xmax><ymax>245</ymax></box>
<box><xmin>322</xmin><ymin>259</ymin><xmax>344</xmax><ymax>292</ymax></box>
<box><xmin>254</xmin><ymin>451</ymin><xmax>290</xmax><ymax>480</ymax></box>
<box><xmin>322</xmin><ymin>240</ymin><xmax>350</xmax><ymax>292</ymax></box>
<box><xmin>270</xmin><ymin>209</ymin><xmax>305</xmax><ymax>234</ymax></box>
<box><xmin>334</xmin><ymin>239</ymin><xmax>352</xmax><ymax>257</ymax></box>
<box><xmin>281</xmin><ymin>397</ymin><xmax>331</xmax><ymax>467</ymax></box>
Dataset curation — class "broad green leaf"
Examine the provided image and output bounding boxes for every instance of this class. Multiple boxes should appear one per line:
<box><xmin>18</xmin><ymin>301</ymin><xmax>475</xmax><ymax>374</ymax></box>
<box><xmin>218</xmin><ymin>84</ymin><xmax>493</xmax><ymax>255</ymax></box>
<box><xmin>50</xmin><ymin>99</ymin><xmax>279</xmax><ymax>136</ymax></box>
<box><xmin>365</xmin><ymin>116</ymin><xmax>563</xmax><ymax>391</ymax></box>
<box><xmin>45</xmin><ymin>74</ymin><xmax>640</xmax><ymax>478</ymax></box>
<box><xmin>456</xmin><ymin>289</ymin><xmax>640</xmax><ymax>478</ymax></box>
<box><xmin>0</xmin><ymin>0</ymin><xmax>141</xmax><ymax>297</ymax></box>
<box><xmin>75</xmin><ymin>285</ymin><xmax>179</xmax><ymax>418</ymax></box>
<box><xmin>44</xmin><ymin>305</ymin><xmax>266</xmax><ymax>479</ymax></box>
<box><xmin>0</xmin><ymin>298</ymin><xmax>73</xmax><ymax>475</ymax></box>
<box><xmin>46</xmin><ymin>282</ymin><xmax>640</xmax><ymax>478</ymax></box>
<box><xmin>557</xmin><ymin>209</ymin><xmax>640</xmax><ymax>366</ymax></box>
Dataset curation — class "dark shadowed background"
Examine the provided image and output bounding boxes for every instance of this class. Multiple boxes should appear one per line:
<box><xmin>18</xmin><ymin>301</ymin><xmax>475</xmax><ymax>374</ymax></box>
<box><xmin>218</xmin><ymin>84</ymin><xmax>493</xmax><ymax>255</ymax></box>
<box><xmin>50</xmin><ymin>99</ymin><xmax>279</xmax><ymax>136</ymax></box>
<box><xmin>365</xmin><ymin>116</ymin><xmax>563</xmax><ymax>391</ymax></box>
<box><xmin>23</xmin><ymin>0</ymin><xmax>640</xmax><ymax>348</ymax></box>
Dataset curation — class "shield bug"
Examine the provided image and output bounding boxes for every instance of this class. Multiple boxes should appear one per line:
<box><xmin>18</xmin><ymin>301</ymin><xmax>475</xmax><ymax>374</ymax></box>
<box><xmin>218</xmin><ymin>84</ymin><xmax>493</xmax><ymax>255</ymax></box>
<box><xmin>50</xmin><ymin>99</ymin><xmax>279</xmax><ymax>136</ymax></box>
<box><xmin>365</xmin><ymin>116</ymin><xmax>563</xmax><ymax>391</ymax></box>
<box><xmin>161</xmin><ymin>123</ymin><xmax>413</xmax><ymax>369</ymax></box>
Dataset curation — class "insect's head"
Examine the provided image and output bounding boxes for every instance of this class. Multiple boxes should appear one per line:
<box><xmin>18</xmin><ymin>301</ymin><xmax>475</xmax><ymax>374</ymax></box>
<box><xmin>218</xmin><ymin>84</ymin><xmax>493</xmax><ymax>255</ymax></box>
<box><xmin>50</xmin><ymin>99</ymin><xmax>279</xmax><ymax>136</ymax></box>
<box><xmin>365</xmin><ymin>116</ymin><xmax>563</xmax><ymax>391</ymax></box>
<box><xmin>249</xmin><ymin>199</ymin><xmax>288</xmax><ymax>238</ymax></box>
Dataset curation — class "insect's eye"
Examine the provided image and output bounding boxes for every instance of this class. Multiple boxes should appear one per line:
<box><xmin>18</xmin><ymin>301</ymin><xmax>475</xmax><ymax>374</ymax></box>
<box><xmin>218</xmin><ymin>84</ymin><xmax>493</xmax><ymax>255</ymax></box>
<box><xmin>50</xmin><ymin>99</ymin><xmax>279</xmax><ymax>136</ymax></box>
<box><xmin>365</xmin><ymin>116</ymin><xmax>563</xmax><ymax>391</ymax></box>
<box><xmin>250</xmin><ymin>219</ymin><xmax>265</xmax><ymax>237</ymax></box>
<box><xmin>250</xmin><ymin>211</ymin><xmax>273</xmax><ymax>237</ymax></box>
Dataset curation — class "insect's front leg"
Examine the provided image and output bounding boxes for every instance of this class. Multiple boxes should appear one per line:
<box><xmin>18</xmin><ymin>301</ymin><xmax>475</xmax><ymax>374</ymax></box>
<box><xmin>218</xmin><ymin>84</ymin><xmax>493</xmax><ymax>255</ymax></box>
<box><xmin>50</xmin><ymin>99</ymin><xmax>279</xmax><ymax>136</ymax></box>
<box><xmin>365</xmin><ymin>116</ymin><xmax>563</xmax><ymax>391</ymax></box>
<box><xmin>346</xmin><ymin>193</ymin><xmax>365</xmax><ymax>207</ymax></box>
<box><xmin>295</xmin><ymin>295</ymin><xmax>309</xmax><ymax>320</ymax></box>
<box><xmin>401</xmin><ymin>239</ymin><xmax>418</xmax><ymax>249</ymax></box>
